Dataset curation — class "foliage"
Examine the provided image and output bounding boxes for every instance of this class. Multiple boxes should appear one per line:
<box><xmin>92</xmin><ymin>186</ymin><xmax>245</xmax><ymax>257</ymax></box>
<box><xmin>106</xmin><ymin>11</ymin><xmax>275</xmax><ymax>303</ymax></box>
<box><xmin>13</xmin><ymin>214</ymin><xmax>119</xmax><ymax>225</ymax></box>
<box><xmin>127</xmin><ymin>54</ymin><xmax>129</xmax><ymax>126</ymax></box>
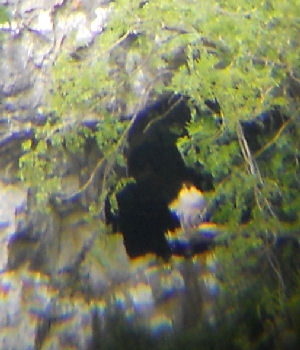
<box><xmin>18</xmin><ymin>0</ymin><xmax>300</xmax><ymax>347</ymax></box>
<box><xmin>0</xmin><ymin>5</ymin><xmax>9</xmax><ymax>24</ymax></box>
<box><xmin>0</xmin><ymin>5</ymin><xmax>10</xmax><ymax>54</ymax></box>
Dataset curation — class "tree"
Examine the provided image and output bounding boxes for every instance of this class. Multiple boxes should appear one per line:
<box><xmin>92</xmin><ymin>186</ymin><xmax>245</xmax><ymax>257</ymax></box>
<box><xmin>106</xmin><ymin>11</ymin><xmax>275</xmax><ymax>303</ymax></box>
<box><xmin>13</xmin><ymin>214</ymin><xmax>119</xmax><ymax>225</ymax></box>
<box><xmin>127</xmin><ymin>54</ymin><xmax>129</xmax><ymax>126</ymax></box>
<box><xmin>19</xmin><ymin>1</ymin><xmax>300</xmax><ymax>348</ymax></box>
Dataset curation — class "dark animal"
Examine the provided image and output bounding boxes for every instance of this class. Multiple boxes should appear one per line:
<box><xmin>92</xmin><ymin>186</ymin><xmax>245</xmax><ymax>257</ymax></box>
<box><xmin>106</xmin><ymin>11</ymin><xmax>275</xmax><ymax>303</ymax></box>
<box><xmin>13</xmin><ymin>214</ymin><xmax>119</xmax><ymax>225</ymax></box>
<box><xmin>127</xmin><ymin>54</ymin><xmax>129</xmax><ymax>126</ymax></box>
<box><xmin>106</xmin><ymin>95</ymin><xmax>213</xmax><ymax>259</ymax></box>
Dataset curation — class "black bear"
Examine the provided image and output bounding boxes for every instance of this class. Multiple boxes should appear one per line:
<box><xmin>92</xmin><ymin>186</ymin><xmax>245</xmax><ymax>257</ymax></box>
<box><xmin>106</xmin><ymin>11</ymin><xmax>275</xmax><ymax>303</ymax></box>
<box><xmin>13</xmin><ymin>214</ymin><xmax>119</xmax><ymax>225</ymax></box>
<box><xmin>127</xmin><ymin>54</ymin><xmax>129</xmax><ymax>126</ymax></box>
<box><xmin>105</xmin><ymin>95</ymin><xmax>213</xmax><ymax>259</ymax></box>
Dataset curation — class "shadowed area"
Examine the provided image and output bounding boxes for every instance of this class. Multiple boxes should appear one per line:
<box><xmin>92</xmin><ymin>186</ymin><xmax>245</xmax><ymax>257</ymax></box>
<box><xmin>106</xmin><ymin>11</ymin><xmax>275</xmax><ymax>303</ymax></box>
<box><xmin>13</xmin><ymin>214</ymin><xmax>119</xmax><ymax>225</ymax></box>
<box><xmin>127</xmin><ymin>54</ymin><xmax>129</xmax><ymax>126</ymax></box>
<box><xmin>106</xmin><ymin>95</ymin><xmax>214</xmax><ymax>259</ymax></box>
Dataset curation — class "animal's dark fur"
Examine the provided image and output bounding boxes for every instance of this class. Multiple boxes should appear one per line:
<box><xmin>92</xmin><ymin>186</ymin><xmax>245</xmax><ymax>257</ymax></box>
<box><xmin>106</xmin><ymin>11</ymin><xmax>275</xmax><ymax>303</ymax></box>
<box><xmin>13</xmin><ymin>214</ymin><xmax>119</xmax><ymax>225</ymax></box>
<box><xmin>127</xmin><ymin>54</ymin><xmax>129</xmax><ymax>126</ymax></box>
<box><xmin>106</xmin><ymin>95</ymin><xmax>213</xmax><ymax>258</ymax></box>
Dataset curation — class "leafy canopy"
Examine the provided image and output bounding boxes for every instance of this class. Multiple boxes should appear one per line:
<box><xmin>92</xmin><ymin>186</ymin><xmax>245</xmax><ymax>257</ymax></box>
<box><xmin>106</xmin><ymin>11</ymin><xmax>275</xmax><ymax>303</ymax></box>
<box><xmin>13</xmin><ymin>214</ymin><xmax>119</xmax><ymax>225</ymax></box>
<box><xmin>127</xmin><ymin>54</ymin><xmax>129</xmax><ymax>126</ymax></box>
<box><xmin>19</xmin><ymin>1</ymin><xmax>300</xmax><ymax>346</ymax></box>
